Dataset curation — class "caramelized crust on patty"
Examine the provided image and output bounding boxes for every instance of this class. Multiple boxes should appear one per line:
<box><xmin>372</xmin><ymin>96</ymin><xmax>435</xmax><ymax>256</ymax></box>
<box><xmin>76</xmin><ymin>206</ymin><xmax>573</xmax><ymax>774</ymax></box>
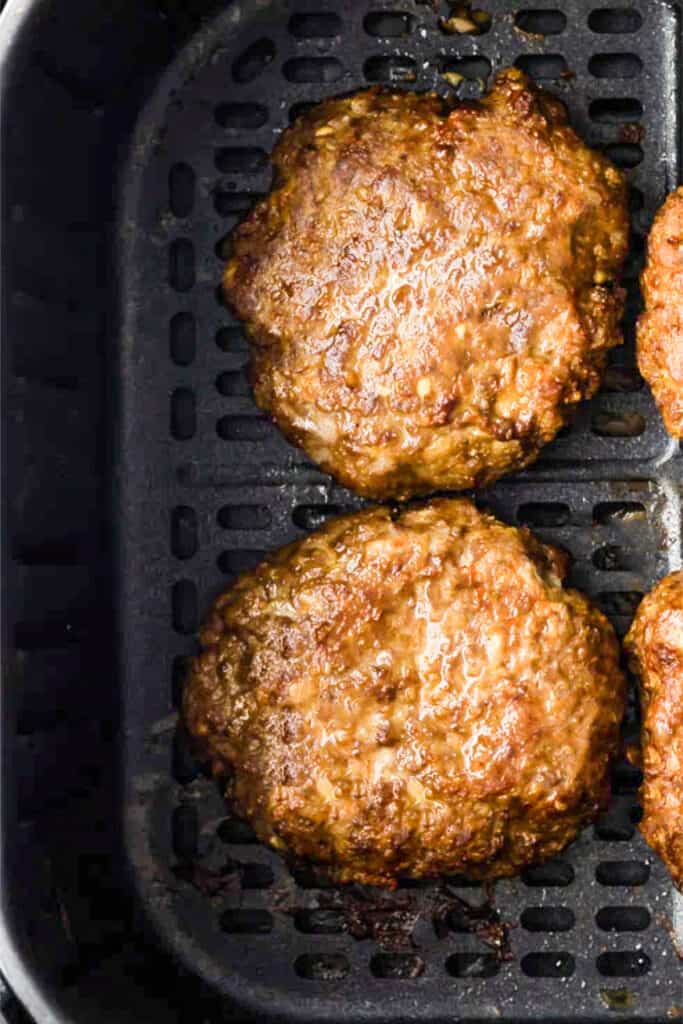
<box><xmin>184</xmin><ymin>499</ymin><xmax>626</xmax><ymax>886</ymax></box>
<box><xmin>625</xmin><ymin>571</ymin><xmax>683</xmax><ymax>889</ymax></box>
<box><xmin>224</xmin><ymin>69</ymin><xmax>628</xmax><ymax>499</ymax></box>
<box><xmin>638</xmin><ymin>188</ymin><xmax>683</xmax><ymax>436</ymax></box>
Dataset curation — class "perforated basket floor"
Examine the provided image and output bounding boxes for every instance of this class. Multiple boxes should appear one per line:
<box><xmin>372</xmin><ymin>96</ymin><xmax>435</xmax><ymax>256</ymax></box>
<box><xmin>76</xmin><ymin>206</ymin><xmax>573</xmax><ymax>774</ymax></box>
<box><xmin>117</xmin><ymin>1</ymin><xmax>683</xmax><ymax>1020</ymax></box>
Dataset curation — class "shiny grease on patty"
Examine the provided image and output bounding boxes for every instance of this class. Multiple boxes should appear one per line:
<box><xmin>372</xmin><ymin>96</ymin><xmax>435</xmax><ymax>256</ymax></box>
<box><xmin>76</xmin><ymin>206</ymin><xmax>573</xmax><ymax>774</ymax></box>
<box><xmin>224</xmin><ymin>69</ymin><xmax>629</xmax><ymax>499</ymax></box>
<box><xmin>625</xmin><ymin>571</ymin><xmax>683</xmax><ymax>890</ymax></box>
<box><xmin>637</xmin><ymin>188</ymin><xmax>683</xmax><ymax>436</ymax></box>
<box><xmin>184</xmin><ymin>499</ymin><xmax>626</xmax><ymax>887</ymax></box>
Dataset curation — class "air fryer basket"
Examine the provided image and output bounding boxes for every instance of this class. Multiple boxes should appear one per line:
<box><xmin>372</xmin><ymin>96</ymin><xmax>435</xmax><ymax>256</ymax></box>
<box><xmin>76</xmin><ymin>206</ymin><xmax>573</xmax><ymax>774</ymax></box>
<box><xmin>2</xmin><ymin>0</ymin><xmax>683</xmax><ymax>1021</ymax></box>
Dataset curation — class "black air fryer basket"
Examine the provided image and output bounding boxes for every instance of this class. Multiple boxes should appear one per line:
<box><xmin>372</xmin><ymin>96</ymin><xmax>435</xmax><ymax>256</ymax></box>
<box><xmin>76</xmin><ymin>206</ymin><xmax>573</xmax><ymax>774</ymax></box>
<box><xmin>2</xmin><ymin>0</ymin><xmax>683</xmax><ymax>1021</ymax></box>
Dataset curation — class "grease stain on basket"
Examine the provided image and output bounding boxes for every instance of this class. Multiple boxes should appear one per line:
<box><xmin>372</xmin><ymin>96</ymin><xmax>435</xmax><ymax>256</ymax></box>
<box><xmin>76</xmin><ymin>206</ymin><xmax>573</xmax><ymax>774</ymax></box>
<box><xmin>600</xmin><ymin>988</ymin><xmax>637</xmax><ymax>1012</ymax></box>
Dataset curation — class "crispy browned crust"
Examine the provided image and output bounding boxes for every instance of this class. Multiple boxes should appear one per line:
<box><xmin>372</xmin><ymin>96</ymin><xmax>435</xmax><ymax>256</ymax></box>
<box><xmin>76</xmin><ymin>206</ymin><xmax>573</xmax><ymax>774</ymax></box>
<box><xmin>223</xmin><ymin>68</ymin><xmax>628</xmax><ymax>500</ymax></box>
<box><xmin>637</xmin><ymin>188</ymin><xmax>683</xmax><ymax>436</ymax></box>
<box><xmin>625</xmin><ymin>571</ymin><xmax>683</xmax><ymax>889</ymax></box>
<box><xmin>184</xmin><ymin>499</ymin><xmax>626</xmax><ymax>887</ymax></box>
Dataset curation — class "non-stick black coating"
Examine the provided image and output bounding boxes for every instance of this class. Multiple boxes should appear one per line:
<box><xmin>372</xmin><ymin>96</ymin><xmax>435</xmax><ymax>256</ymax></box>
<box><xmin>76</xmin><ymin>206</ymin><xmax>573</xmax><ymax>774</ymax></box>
<box><xmin>3</xmin><ymin>0</ymin><xmax>683</xmax><ymax>1022</ymax></box>
<box><xmin>117</xmin><ymin>1</ymin><xmax>683</xmax><ymax>1021</ymax></box>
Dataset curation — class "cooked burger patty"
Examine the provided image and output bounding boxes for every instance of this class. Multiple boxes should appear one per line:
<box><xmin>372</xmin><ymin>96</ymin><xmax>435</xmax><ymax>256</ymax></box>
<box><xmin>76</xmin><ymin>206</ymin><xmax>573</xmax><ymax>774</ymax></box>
<box><xmin>184</xmin><ymin>499</ymin><xmax>626</xmax><ymax>887</ymax></box>
<box><xmin>638</xmin><ymin>188</ymin><xmax>683</xmax><ymax>436</ymax></box>
<box><xmin>224</xmin><ymin>69</ymin><xmax>629</xmax><ymax>499</ymax></box>
<box><xmin>625</xmin><ymin>572</ymin><xmax>683</xmax><ymax>889</ymax></box>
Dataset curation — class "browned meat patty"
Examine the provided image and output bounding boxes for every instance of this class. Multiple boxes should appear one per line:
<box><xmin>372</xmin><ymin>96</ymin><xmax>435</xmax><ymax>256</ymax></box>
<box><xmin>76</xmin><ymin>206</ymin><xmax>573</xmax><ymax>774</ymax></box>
<box><xmin>223</xmin><ymin>69</ymin><xmax>629</xmax><ymax>500</ymax></box>
<box><xmin>184</xmin><ymin>499</ymin><xmax>626</xmax><ymax>887</ymax></box>
<box><xmin>638</xmin><ymin>188</ymin><xmax>683</xmax><ymax>436</ymax></box>
<box><xmin>625</xmin><ymin>572</ymin><xmax>683</xmax><ymax>889</ymax></box>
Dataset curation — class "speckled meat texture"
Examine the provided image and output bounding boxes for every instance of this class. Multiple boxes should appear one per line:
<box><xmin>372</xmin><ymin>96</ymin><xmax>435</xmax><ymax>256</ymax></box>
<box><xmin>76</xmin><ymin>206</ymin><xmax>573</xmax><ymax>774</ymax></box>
<box><xmin>625</xmin><ymin>572</ymin><xmax>683</xmax><ymax>890</ymax></box>
<box><xmin>184</xmin><ymin>499</ymin><xmax>626</xmax><ymax>887</ymax></box>
<box><xmin>224</xmin><ymin>69</ymin><xmax>629</xmax><ymax>500</ymax></box>
<box><xmin>638</xmin><ymin>188</ymin><xmax>683</xmax><ymax>436</ymax></box>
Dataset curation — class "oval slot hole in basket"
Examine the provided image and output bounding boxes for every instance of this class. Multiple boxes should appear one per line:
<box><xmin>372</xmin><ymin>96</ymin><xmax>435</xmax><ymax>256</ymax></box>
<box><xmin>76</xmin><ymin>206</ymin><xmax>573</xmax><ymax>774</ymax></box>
<box><xmin>594</xmin><ymin>814</ymin><xmax>635</xmax><ymax>841</ymax></box>
<box><xmin>589</xmin><ymin>97</ymin><xmax>643</xmax><ymax>123</ymax></box>
<box><xmin>446</xmin><ymin>953</ymin><xmax>500</xmax><ymax>978</ymax></box>
<box><xmin>593</xmin><ymin>501</ymin><xmax>646</xmax><ymax>525</ymax></box>
<box><xmin>589</xmin><ymin>53</ymin><xmax>643</xmax><ymax>79</ymax></box>
<box><xmin>517</xmin><ymin>503</ymin><xmax>570</xmax><ymax>527</ymax></box>
<box><xmin>295</xmin><ymin>954</ymin><xmax>349</xmax><ymax>980</ymax></box>
<box><xmin>215</xmin><ymin>102</ymin><xmax>268</xmax><ymax>130</ymax></box>
<box><xmin>295</xmin><ymin>909</ymin><xmax>345</xmax><ymax>934</ymax></box>
<box><xmin>514</xmin><ymin>9</ymin><xmax>567</xmax><ymax>34</ymax></box>
<box><xmin>171</xmin><ymin>389</ymin><xmax>196</xmax><ymax>441</ymax></box>
<box><xmin>216</xmin><ymin>370</ymin><xmax>250</xmax><ymax>397</ymax></box>
<box><xmin>521</xmin><ymin>907</ymin><xmax>575</xmax><ymax>932</ymax></box>
<box><xmin>170</xmin><ymin>313</ymin><xmax>196</xmax><ymax>366</ymax></box>
<box><xmin>216</xmin><ymin>326</ymin><xmax>248</xmax><ymax>352</ymax></box>
<box><xmin>522</xmin><ymin>861</ymin><xmax>575</xmax><ymax>887</ymax></box>
<box><xmin>601</xmin><ymin>365</ymin><xmax>643</xmax><ymax>392</ymax></box>
<box><xmin>589</xmin><ymin>8</ymin><xmax>643</xmax><ymax>33</ymax></box>
<box><xmin>284</xmin><ymin>57</ymin><xmax>343</xmax><ymax>83</ymax></box>
<box><xmin>596</xmin><ymin>861</ymin><xmax>650</xmax><ymax>886</ymax></box>
<box><xmin>221</xmin><ymin>909</ymin><xmax>273</xmax><ymax>934</ymax></box>
<box><xmin>612</xmin><ymin>762</ymin><xmax>644</xmax><ymax>794</ymax></box>
<box><xmin>169</xmin><ymin>239</ymin><xmax>195</xmax><ymax>292</ymax></box>
<box><xmin>215</xmin><ymin>148</ymin><xmax>269</xmax><ymax>174</ymax></box>
<box><xmin>364</xmin><ymin>12</ymin><xmax>415</xmax><ymax>37</ymax></box>
<box><xmin>218</xmin><ymin>505</ymin><xmax>272</xmax><ymax>531</ymax></box>
<box><xmin>171</xmin><ymin>506</ymin><xmax>197</xmax><ymax>560</ymax></box>
<box><xmin>521</xmin><ymin>953</ymin><xmax>575</xmax><ymax>978</ymax></box>
<box><xmin>172</xmin><ymin>804</ymin><xmax>199</xmax><ymax>861</ymax></box>
<box><xmin>371</xmin><ymin>954</ymin><xmax>425</xmax><ymax>979</ymax></box>
<box><xmin>597</xmin><ymin>951</ymin><xmax>651</xmax><ymax>977</ymax></box>
<box><xmin>214</xmin><ymin>191</ymin><xmax>262</xmax><ymax>216</ymax></box>
<box><xmin>515</xmin><ymin>54</ymin><xmax>568</xmax><ymax>79</ymax></box>
<box><xmin>596</xmin><ymin>907</ymin><xmax>651</xmax><ymax>932</ymax></box>
<box><xmin>603</xmin><ymin>144</ymin><xmax>644</xmax><ymax>169</ymax></box>
<box><xmin>364</xmin><ymin>56</ymin><xmax>417</xmax><ymax>83</ymax></box>
<box><xmin>440</xmin><ymin>56</ymin><xmax>491</xmax><ymax>81</ymax></box>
